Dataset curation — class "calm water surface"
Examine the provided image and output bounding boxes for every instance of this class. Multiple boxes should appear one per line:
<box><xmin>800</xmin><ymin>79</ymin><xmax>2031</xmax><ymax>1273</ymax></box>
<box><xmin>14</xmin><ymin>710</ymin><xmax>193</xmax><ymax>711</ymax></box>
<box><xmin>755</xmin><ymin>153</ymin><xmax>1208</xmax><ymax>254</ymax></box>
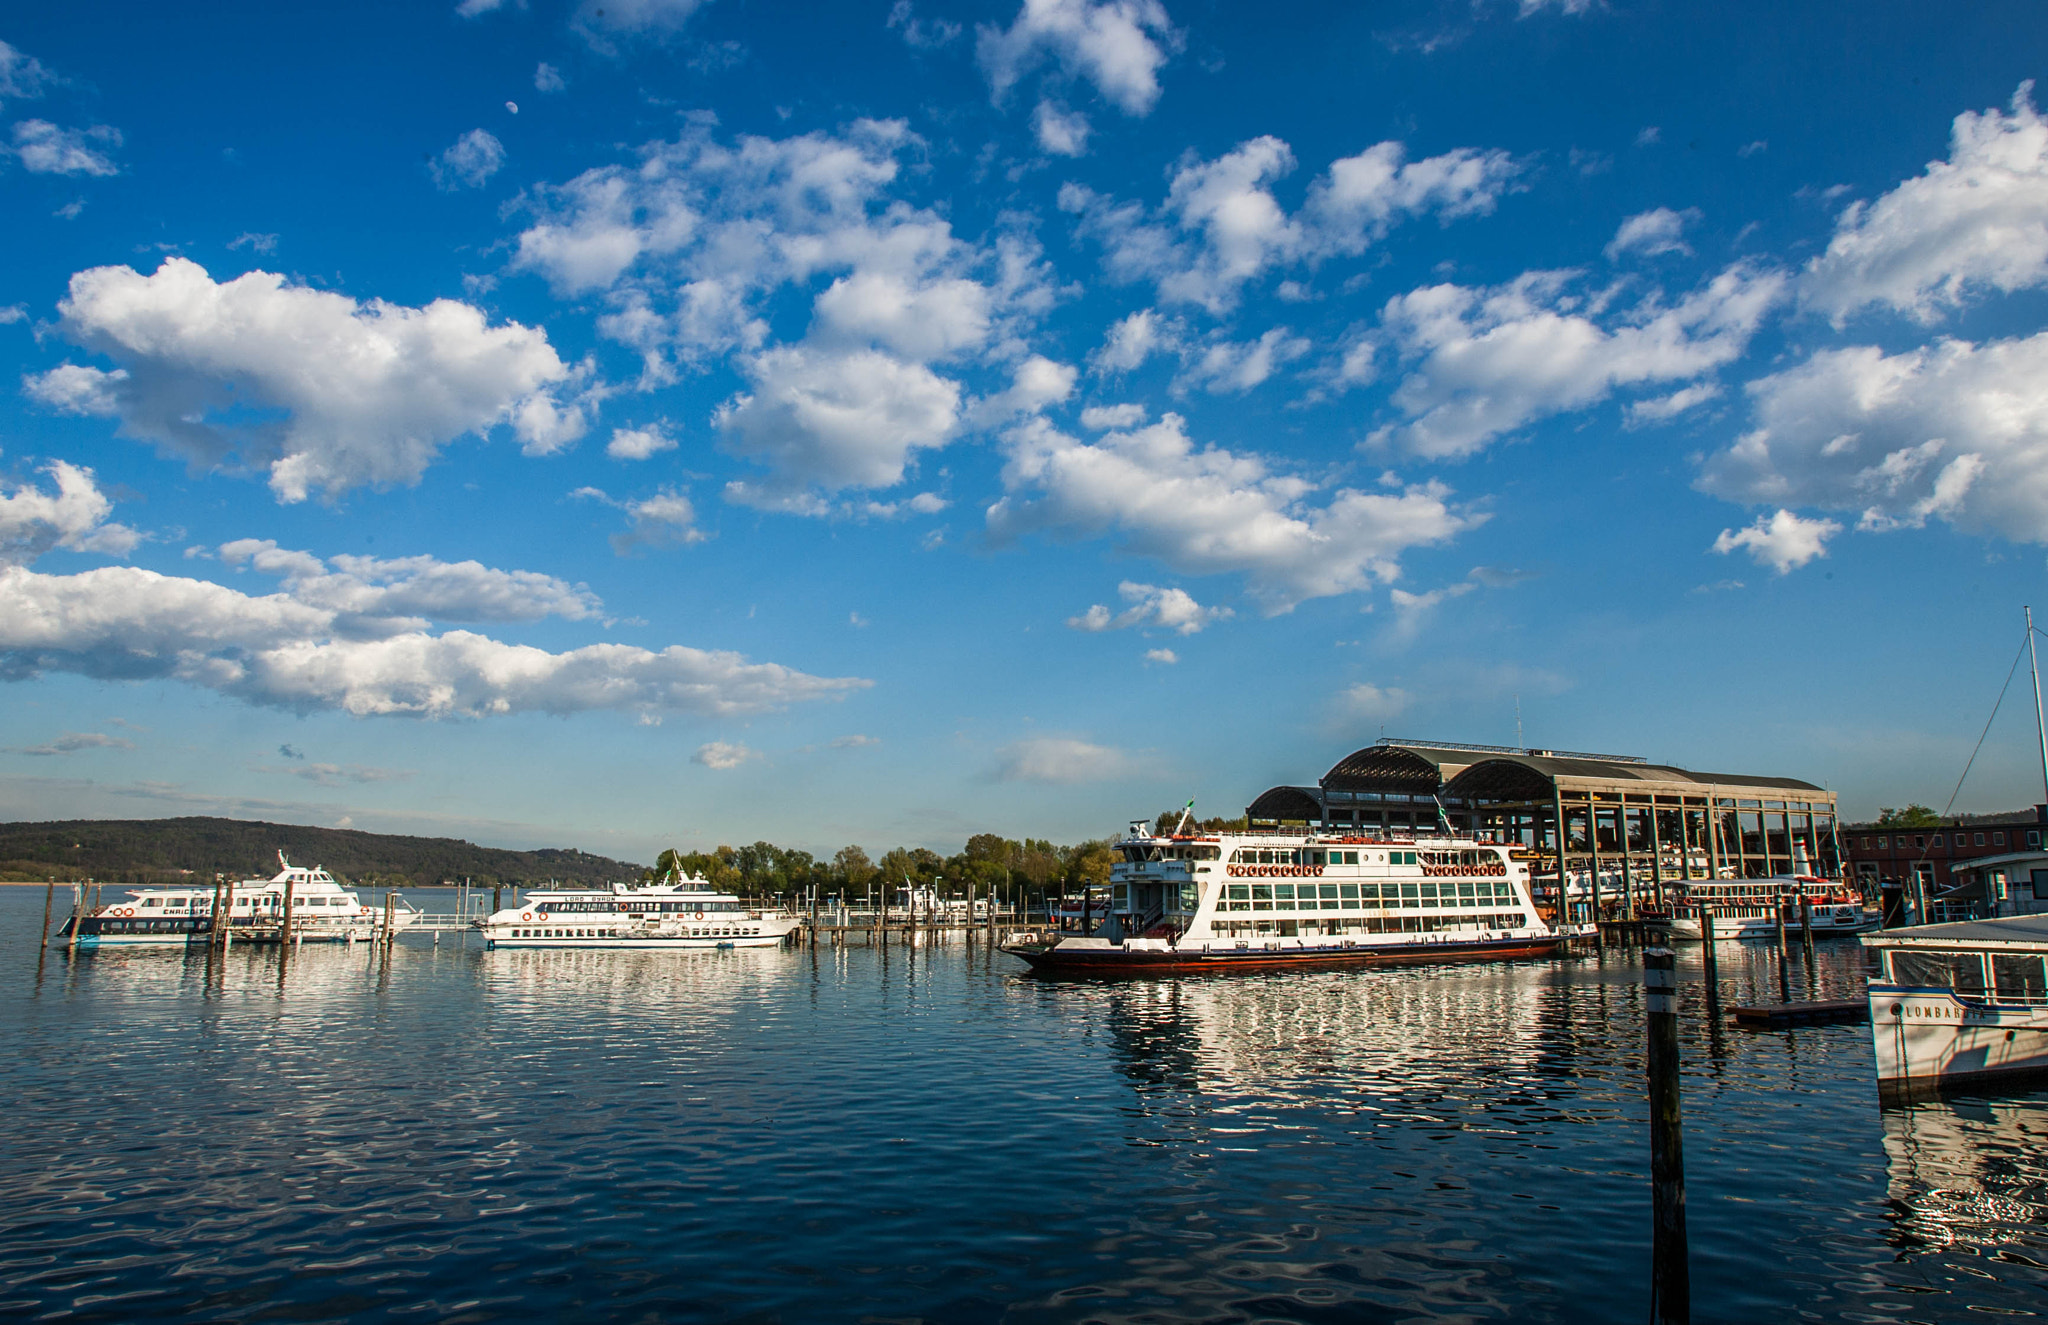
<box><xmin>3</xmin><ymin>886</ymin><xmax>2045</xmax><ymax>1323</ymax></box>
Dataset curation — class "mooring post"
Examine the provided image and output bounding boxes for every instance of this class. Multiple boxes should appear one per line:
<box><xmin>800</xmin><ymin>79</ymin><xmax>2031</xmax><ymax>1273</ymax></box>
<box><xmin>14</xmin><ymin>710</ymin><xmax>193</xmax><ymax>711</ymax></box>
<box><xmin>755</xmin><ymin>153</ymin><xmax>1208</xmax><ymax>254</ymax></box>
<box><xmin>39</xmin><ymin>879</ymin><xmax>54</xmax><ymax>949</ymax></box>
<box><xmin>66</xmin><ymin>881</ymin><xmax>84</xmax><ymax>956</ymax></box>
<box><xmin>382</xmin><ymin>890</ymin><xmax>396</xmax><ymax>948</ymax></box>
<box><xmin>1774</xmin><ymin>900</ymin><xmax>1790</xmax><ymax>1004</ymax></box>
<box><xmin>1699</xmin><ymin>911</ymin><xmax>1720</xmax><ymax>1021</ymax></box>
<box><xmin>1799</xmin><ymin>898</ymin><xmax>1814</xmax><ymax>962</ymax></box>
<box><xmin>279</xmin><ymin>876</ymin><xmax>297</xmax><ymax>973</ymax></box>
<box><xmin>1644</xmin><ymin>946</ymin><xmax>1689</xmax><ymax>1325</ymax></box>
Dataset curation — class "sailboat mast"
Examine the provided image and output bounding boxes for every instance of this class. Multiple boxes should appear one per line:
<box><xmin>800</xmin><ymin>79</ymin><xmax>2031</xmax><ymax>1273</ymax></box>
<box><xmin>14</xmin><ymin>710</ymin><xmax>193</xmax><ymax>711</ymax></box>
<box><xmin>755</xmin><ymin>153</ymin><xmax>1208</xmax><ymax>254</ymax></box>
<box><xmin>2028</xmin><ymin>606</ymin><xmax>2048</xmax><ymax>808</ymax></box>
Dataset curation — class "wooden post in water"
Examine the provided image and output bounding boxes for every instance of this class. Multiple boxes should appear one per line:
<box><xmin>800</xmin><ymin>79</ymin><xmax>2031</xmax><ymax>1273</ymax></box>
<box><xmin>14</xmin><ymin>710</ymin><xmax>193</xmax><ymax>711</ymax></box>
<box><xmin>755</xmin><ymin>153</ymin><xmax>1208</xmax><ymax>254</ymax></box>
<box><xmin>1799</xmin><ymin>898</ymin><xmax>1814</xmax><ymax>961</ymax></box>
<box><xmin>39</xmin><ymin>880</ymin><xmax>54</xmax><ymax>950</ymax></box>
<box><xmin>1644</xmin><ymin>946</ymin><xmax>1689</xmax><ymax>1325</ymax></box>
<box><xmin>382</xmin><ymin>890</ymin><xmax>396</xmax><ymax>948</ymax></box>
<box><xmin>66</xmin><ymin>881</ymin><xmax>84</xmax><ymax>956</ymax></box>
<box><xmin>1700</xmin><ymin>912</ymin><xmax>1720</xmax><ymax>1020</ymax></box>
<box><xmin>1774</xmin><ymin>899</ymin><xmax>1790</xmax><ymax>1003</ymax></box>
<box><xmin>279</xmin><ymin>875</ymin><xmax>297</xmax><ymax>973</ymax></box>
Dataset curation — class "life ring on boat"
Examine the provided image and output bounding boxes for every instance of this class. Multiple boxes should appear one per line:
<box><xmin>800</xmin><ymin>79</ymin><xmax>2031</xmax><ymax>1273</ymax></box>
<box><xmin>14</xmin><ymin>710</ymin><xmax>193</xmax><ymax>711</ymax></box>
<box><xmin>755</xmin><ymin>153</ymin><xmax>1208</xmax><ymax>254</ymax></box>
<box><xmin>695</xmin><ymin>911</ymin><xmax>706</xmax><ymax>920</ymax></box>
<box><xmin>117</xmin><ymin>906</ymin><xmax>133</xmax><ymax>916</ymax></box>
<box><xmin>521</xmin><ymin>912</ymin><xmax>533</xmax><ymax>921</ymax></box>
<box><xmin>1315</xmin><ymin>865</ymin><xmax>1325</xmax><ymax>877</ymax></box>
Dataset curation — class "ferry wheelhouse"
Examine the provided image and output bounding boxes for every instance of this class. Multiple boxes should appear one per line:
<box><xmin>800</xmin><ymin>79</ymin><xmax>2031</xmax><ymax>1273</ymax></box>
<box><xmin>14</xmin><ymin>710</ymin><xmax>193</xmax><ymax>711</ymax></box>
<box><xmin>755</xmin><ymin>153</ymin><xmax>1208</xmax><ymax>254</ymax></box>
<box><xmin>51</xmin><ymin>854</ymin><xmax>417</xmax><ymax>947</ymax></box>
<box><xmin>1863</xmin><ymin>916</ymin><xmax>2048</xmax><ymax>1093</ymax></box>
<box><xmin>477</xmin><ymin>874</ymin><xmax>800</xmax><ymax>950</ymax></box>
<box><xmin>1649</xmin><ymin>877</ymin><xmax>1877</xmax><ymax>940</ymax></box>
<box><xmin>1001</xmin><ymin>821</ymin><xmax>1584</xmax><ymax>972</ymax></box>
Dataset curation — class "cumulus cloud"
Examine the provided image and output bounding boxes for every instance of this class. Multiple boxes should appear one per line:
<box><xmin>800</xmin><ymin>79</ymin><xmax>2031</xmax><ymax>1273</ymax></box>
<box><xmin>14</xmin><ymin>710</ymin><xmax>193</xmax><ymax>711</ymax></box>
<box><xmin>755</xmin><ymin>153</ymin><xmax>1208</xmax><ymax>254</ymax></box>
<box><xmin>431</xmin><ymin>129</ymin><xmax>506</xmax><ymax>190</ymax></box>
<box><xmin>1605</xmin><ymin>206</ymin><xmax>1696</xmax><ymax>260</ymax></box>
<box><xmin>977</xmin><ymin>0</ymin><xmax>1179</xmax><ymax>116</ymax></box>
<box><xmin>0</xmin><ymin>461</ymin><xmax>141</xmax><ymax>565</ymax></box>
<box><xmin>1804</xmin><ymin>84</ymin><xmax>2048</xmax><ymax>325</ymax></box>
<box><xmin>888</xmin><ymin>0</ymin><xmax>963</xmax><ymax>47</ymax></box>
<box><xmin>1066</xmin><ymin>580</ymin><xmax>1232</xmax><ymax>634</ymax></box>
<box><xmin>607</xmin><ymin>423</ymin><xmax>679</xmax><ymax>459</ymax></box>
<box><xmin>227</xmin><ymin>232</ymin><xmax>279</xmax><ymax>254</ymax></box>
<box><xmin>1080</xmin><ymin>402</ymin><xmax>1146</xmax><ymax>429</ymax></box>
<box><xmin>1064</xmin><ymin>135</ymin><xmax>1519</xmax><ymax>312</ymax></box>
<box><xmin>1089</xmin><ymin>308</ymin><xmax>1176</xmax><ymax>373</ymax></box>
<box><xmin>1624</xmin><ymin>382</ymin><xmax>1723</xmax><ymax>427</ymax></box>
<box><xmin>1375</xmin><ymin>262</ymin><xmax>1785</xmax><ymax>457</ymax></box>
<box><xmin>1174</xmin><ymin>326</ymin><xmax>1310</xmax><ymax>394</ymax></box>
<box><xmin>993</xmin><ymin>734</ymin><xmax>1146</xmax><ymax>783</ymax></box>
<box><xmin>1033</xmin><ymin>99</ymin><xmax>1091</xmax><ymax>156</ymax></box>
<box><xmin>1711</xmin><ymin>509</ymin><xmax>1841</xmax><ymax>574</ymax></box>
<box><xmin>989</xmin><ymin>412</ymin><xmax>1478</xmax><ymax>611</ymax></box>
<box><xmin>9</xmin><ymin>120</ymin><xmax>120</xmax><ymax>176</ymax></box>
<box><xmin>1697</xmin><ymin>331</ymin><xmax>2048</xmax><ymax>542</ymax></box>
<box><xmin>217</xmin><ymin>539</ymin><xmax>602</xmax><ymax>622</ymax></box>
<box><xmin>717</xmin><ymin>344</ymin><xmax>960</xmax><ymax>501</ymax></box>
<box><xmin>0</xmin><ymin>40</ymin><xmax>57</xmax><ymax>104</ymax></box>
<box><xmin>26</xmin><ymin>258</ymin><xmax>582</xmax><ymax>502</ymax></box>
<box><xmin>693</xmin><ymin>739</ymin><xmax>760</xmax><ymax>770</ymax></box>
<box><xmin>576</xmin><ymin>485</ymin><xmax>708</xmax><ymax>552</ymax></box>
<box><xmin>1339</xmin><ymin>682</ymin><xmax>1411</xmax><ymax>720</ymax></box>
<box><xmin>1143</xmin><ymin>647</ymin><xmax>1176</xmax><ymax>664</ymax></box>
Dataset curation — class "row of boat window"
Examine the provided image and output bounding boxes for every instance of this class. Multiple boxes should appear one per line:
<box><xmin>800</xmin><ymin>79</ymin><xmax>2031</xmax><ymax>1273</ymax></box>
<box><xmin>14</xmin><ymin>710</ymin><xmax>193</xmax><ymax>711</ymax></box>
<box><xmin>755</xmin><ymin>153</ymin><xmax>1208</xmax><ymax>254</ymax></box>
<box><xmin>1887</xmin><ymin>950</ymin><xmax>2048</xmax><ymax>1002</ymax></box>
<box><xmin>508</xmin><ymin>927</ymin><xmax>762</xmax><ymax>938</ymax></box>
<box><xmin>1213</xmin><ymin>915</ymin><xmax>1528</xmax><ymax>935</ymax></box>
<box><xmin>84</xmin><ymin>919</ymin><xmax>203</xmax><ymax>932</ymax></box>
<box><xmin>1230</xmin><ymin>849</ymin><xmax>1422</xmax><ymax>866</ymax></box>
<box><xmin>538</xmin><ymin>901</ymin><xmax>743</xmax><ymax>913</ymax></box>
<box><xmin>135</xmin><ymin>897</ymin><xmax>343</xmax><ymax>908</ymax></box>
<box><xmin>1219</xmin><ymin>880</ymin><xmax>1521</xmax><ymax>911</ymax></box>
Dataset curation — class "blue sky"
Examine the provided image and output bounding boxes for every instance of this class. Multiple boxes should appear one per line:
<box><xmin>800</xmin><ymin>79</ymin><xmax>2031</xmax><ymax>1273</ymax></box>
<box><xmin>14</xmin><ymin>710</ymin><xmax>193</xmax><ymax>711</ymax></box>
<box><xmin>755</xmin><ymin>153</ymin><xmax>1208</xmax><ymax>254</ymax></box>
<box><xmin>3</xmin><ymin>0</ymin><xmax>2048</xmax><ymax>862</ymax></box>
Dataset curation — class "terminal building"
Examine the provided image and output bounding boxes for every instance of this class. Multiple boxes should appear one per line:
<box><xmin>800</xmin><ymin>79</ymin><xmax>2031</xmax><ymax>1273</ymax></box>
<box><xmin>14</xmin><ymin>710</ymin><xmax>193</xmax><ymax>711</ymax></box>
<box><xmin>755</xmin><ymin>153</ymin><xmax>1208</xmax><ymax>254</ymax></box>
<box><xmin>1244</xmin><ymin>739</ymin><xmax>1841</xmax><ymax>903</ymax></box>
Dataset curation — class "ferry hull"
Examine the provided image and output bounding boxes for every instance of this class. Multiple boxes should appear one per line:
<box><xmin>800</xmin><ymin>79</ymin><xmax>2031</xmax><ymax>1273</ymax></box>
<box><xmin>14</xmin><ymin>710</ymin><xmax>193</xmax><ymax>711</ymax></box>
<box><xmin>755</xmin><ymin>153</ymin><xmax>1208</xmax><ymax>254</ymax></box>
<box><xmin>485</xmin><ymin>933</ymin><xmax>791</xmax><ymax>950</ymax></box>
<box><xmin>1867</xmin><ymin>982</ymin><xmax>2048</xmax><ymax>1093</ymax></box>
<box><xmin>1003</xmin><ymin>930</ymin><xmax>1575</xmax><ymax>974</ymax></box>
<box><xmin>1658</xmin><ymin>913</ymin><xmax>1880</xmax><ymax>941</ymax></box>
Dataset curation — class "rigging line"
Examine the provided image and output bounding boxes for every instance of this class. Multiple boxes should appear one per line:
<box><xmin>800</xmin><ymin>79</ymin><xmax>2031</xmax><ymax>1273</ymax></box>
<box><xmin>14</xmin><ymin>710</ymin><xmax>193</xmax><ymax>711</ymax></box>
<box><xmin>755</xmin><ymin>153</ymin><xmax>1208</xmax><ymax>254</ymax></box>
<box><xmin>1903</xmin><ymin>630</ymin><xmax>2033</xmax><ymax>883</ymax></box>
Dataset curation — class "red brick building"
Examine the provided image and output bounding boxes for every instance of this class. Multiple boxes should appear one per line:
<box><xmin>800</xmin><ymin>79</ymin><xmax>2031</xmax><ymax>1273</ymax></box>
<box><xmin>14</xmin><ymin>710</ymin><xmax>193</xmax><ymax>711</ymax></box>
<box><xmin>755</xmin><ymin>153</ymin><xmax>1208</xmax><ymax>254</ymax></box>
<box><xmin>1842</xmin><ymin>806</ymin><xmax>2046</xmax><ymax>897</ymax></box>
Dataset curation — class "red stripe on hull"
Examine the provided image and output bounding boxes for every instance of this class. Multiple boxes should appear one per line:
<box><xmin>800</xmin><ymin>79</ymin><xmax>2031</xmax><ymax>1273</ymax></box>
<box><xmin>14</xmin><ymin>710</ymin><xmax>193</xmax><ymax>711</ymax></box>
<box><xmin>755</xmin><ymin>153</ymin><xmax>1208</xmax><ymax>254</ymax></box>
<box><xmin>1004</xmin><ymin>935</ymin><xmax>1572</xmax><ymax>974</ymax></box>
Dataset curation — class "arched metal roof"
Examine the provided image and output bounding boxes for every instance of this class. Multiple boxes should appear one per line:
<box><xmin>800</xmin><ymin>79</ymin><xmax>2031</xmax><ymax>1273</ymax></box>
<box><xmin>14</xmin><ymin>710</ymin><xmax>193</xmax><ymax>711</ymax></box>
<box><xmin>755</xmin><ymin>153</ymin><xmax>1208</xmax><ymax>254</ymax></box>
<box><xmin>1442</xmin><ymin>753</ymin><xmax>1827</xmax><ymax>802</ymax></box>
<box><xmin>1246</xmin><ymin>785</ymin><xmax>1324</xmax><ymax>822</ymax></box>
<box><xmin>1319</xmin><ymin>745</ymin><xmax>1443</xmax><ymax>795</ymax></box>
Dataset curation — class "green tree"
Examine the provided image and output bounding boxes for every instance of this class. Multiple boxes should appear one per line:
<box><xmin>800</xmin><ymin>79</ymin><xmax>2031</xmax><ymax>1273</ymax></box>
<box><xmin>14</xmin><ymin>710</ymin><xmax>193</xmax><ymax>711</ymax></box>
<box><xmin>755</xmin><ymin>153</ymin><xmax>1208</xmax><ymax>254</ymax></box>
<box><xmin>1876</xmin><ymin>805</ymin><xmax>1943</xmax><ymax>828</ymax></box>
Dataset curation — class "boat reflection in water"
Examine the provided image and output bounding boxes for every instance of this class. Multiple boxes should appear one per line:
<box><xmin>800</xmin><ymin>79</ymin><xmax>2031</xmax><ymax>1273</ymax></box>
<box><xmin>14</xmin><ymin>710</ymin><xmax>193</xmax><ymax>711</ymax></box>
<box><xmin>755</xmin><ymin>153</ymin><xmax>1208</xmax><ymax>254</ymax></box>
<box><xmin>1880</xmin><ymin>1090</ymin><xmax>2048</xmax><ymax>1293</ymax></box>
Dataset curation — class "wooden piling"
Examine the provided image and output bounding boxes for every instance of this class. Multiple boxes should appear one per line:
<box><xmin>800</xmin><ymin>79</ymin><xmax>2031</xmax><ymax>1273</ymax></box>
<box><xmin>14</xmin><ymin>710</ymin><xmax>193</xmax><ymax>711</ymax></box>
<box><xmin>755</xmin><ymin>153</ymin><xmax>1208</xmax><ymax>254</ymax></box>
<box><xmin>66</xmin><ymin>881</ymin><xmax>83</xmax><ymax>956</ymax></box>
<box><xmin>1644</xmin><ymin>946</ymin><xmax>1689</xmax><ymax>1324</ymax></box>
<box><xmin>39</xmin><ymin>880</ymin><xmax>54</xmax><ymax>951</ymax></box>
<box><xmin>1774</xmin><ymin>901</ymin><xmax>1790</xmax><ymax>1003</ymax></box>
<box><xmin>1798</xmin><ymin>898</ymin><xmax>1814</xmax><ymax>961</ymax></box>
<box><xmin>279</xmin><ymin>875</ymin><xmax>297</xmax><ymax>972</ymax></box>
<box><xmin>382</xmin><ymin>890</ymin><xmax>396</xmax><ymax>947</ymax></box>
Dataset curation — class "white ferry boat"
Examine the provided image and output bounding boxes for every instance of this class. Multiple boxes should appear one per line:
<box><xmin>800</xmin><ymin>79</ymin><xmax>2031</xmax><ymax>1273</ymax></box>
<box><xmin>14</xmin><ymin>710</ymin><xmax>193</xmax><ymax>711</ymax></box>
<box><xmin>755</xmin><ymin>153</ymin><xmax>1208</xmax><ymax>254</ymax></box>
<box><xmin>51</xmin><ymin>853</ymin><xmax>419</xmax><ymax>947</ymax></box>
<box><xmin>1649</xmin><ymin>877</ymin><xmax>1878</xmax><ymax>940</ymax></box>
<box><xmin>1862</xmin><ymin>916</ymin><xmax>2048</xmax><ymax>1093</ymax></box>
<box><xmin>477</xmin><ymin>873</ymin><xmax>801</xmax><ymax>950</ymax></box>
<box><xmin>1000</xmin><ymin>820</ymin><xmax>1585</xmax><ymax>973</ymax></box>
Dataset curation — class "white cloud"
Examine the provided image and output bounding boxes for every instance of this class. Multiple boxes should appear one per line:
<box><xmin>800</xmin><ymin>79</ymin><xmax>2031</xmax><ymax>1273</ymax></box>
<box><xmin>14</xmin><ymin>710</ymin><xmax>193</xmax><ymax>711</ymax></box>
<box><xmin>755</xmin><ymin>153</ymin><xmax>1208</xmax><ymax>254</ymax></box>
<box><xmin>1089</xmin><ymin>308</ymin><xmax>1176</xmax><ymax>373</ymax></box>
<box><xmin>13</xmin><ymin>731</ymin><xmax>134</xmax><ymax>756</ymax></box>
<box><xmin>1711</xmin><ymin>510</ymin><xmax>1841</xmax><ymax>574</ymax></box>
<box><xmin>811</xmin><ymin>268</ymin><xmax>992</xmax><ymax>361</ymax></box>
<box><xmin>0</xmin><ymin>304</ymin><xmax>24</xmax><ymax>324</ymax></box>
<box><xmin>431</xmin><ymin>129</ymin><xmax>506</xmax><ymax>190</ymax></box>
<box><xmin>26</xmin><ymin>258</ymin><xmax>581</xmax><ymax>502</ymax></box>
<box><xmin>577</xmin><ymin>485</ymin><xmax>709</xmax><ymax>551</ymax></box>
<box><xmin>227</xmin><ymin>232</ymin><xmax>278</xmax><ymax>254</ymax></box>
<box><xmin>1066</xmin><ymin>580</ymin><xmax>1232</xmax><ymax>634</ymax></box>
<box><xmin>534</xmin><ymin>62</ymin><xmax>566</xmax><ymax>92</ymax></box>
<box><xmin>1033</xmin><ymin>99</ymin><xmax>1091</xmax><ymax>156</ymax></box>
<box><xmin>1624</xmin><ymin>381</ymin><xmax>1723</xmax><ymax>427</ymax></box>
<box><xmin>0</xmin><ymin>40</ymin><xmax>57</xmax><ymax>104</ymax></box>
<box><xmin>976</xmin><ymin>0</ymin><xmax>1179</xmax><ymax>116</ymax></box>
<box><xmin>0</xmin><ymin>461</ymin><xmax>140</xmax><ymax>565</ymax></box>
<box><xmin>989</xmin><ymin>412</ymin><xmax>1478</xmax><ymax>611</ymax></box>
<box><xmin>1376</xmin><ymin>262</ymin><xmax>1784</xmax><ymax>457</ymax></box>
<box><xmin>1698</xmin><ymin>331</ymin><xmax>2048</xmax><ymax>542</ymax></box>
<box><xmin>717</xmin><ymin>344</ymin><xmax>960</xmax><ymax>501</ymax></box>
<box><xmin>607</xmin><ymin>423</ymin><xmax>679</xmax><ymax>460</ymax></box>
<box><xmin>1339</xmin><ymin>682</ymin><xmax>1411</xmax><ymax>720</ymax></box>
<box><xmin>888</xmin><ymin>1</ymin><xmax>963</xmax><ymax>48</ymax></box>
<box><xmin>1804</xmin><ymin>84</ymin><xmax>2048</xmax><ymax>325</ymax></box>
<box><xmin>1065</xmin><ymin>135</ymin><xmax>1519</xmax><ymax>312</ymax></box>
<box><xmin>1605</xmin><ymin>206</ymin><xmax>1696</xmax><ymax>260</ymax></box>
<box><xmin>217</xmin><ymin>539</ymin><xmax>601</xmax><ymax>622</ymax></box>
<box><xmin>0</xmin><ymin>560</ymin><xmax>863</xmax><ymax>720</ymax></box>
<box><xmin>1080</xmin><ymin>402</ymin><xmax>1146</xmax><ymax>429</ymax></box>
<box><xmin>1143</xmin><ymin>647</ymin><xmax>1176</xmax><ymax>664</ymax></box>
<box><xmin>693</xmin><ymin>739</ymin><xmax>760</xmax><ymax>770</ymax></box>
<box><xmin>9</xmin><ymin>120</ymin><xmax>120</xmax><ymax>176</ymax></box>
<box><xmin>1174</xmin><ymin>326</ymin><xmax>1310</xmax><ymax>394</ymax></box>
<box><xmin>993</xmin><ymin>734</ymin><xmax>1146</xmax><ymax>783</ymax></box>
<box><xmin>1388</xmin><ymin>581</ymin><xmax>1476</xmax><ymax>641</ymax></box>
<box><xmin>967</xmin><ymin>354</ymin><xmax>1076</xmax><ymax>426</ymax></box>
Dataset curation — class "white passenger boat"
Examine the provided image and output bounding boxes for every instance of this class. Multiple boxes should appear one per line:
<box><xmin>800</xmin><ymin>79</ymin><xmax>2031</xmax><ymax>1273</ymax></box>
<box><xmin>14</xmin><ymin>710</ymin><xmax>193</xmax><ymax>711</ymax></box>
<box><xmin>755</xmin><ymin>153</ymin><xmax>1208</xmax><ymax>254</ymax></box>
<box><xmin>1651</xmin><ymin>877</ymin><xmax>1878</xmax><ymax>940</ymax></box>
<box><xmin>1000</xmin><ymin>820</ymin><xmax>1585</xmax><ymax>973</ymax></box>
<box><xmin>50</xmin><ymin>853</ymin><xmax>419</xmax><ymax>947</ymax></box>
<box><xmin>477</xmin><ymin>874</ymin><xmax>801</xmax><ymax>949</ymax></box>
<box><xmin>1863</xmin><ymin>916</ymin><xmax>2048</xmax><ymax>1093</ymax></box>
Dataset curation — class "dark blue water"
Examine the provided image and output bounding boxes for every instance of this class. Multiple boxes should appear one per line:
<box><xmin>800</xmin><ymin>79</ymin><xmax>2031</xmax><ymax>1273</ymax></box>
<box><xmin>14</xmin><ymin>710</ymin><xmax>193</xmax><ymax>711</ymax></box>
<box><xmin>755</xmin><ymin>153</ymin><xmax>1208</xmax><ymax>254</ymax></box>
<box><xmin>3</xmin><ymin>887</ymin><xmax>2045</xmax><ymax>1323</ymax></box>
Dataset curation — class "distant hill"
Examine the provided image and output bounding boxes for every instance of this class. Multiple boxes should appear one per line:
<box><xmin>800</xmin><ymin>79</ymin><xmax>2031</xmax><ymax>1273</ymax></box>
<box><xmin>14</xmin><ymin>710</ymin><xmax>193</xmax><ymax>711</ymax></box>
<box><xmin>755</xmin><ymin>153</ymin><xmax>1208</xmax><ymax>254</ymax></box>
<box><xmin>0</xmin><ymin>817</ymin><xmax>644</xmax><ymax>887</ymax></box>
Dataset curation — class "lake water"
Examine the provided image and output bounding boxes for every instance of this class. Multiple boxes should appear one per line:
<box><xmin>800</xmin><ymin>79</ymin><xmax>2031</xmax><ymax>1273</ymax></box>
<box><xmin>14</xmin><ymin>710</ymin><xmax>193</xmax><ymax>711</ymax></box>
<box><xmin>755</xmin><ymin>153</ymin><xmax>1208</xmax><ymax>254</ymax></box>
<box><xmin>3</xmin><ymin>885</ymin><xmax>2045</xmax><ymax>1323</ymax></box>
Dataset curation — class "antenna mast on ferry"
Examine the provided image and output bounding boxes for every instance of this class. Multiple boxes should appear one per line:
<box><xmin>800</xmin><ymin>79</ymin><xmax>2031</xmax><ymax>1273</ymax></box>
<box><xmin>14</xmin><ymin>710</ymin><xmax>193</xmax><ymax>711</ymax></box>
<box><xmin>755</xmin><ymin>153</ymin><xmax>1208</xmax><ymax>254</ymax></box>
<box><xmin>2028</xmin><ymin>606</ymin><xmax>2048</xmax><ymax>807</ymax></box>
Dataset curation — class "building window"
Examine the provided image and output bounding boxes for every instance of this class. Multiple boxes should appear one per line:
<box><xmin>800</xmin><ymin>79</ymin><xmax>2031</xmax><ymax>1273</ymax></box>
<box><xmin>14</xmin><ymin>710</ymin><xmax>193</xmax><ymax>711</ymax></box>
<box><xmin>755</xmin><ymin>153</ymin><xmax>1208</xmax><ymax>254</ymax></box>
<box><xmin>1977</xmin><ymin>833</ymin><xmax>1988</xmax><ymax>846</ymax></box>
<box><xmin>1932</xmin><ymin>834</ymin><xmax>1944</xmax><ymax>847</ymax></box>
<box><xmin>1995</xmin><ymin>832</ymin><xmax>2007</xmax><ymax>846</ymax></box>
<box><xmin>1876</xmin><ymin>836</ymin><xmax>1887</xmax><ymax>849</ymax></box>
<box><xmin>1916</xmin><ymin>835</ymin><xmax>1927</xmax><ymax>848</ymax></box>
<box><xmin>2030</xmin><ymin>830</ymin><xmax>2041</xmax><ymax>848</ymax></box>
